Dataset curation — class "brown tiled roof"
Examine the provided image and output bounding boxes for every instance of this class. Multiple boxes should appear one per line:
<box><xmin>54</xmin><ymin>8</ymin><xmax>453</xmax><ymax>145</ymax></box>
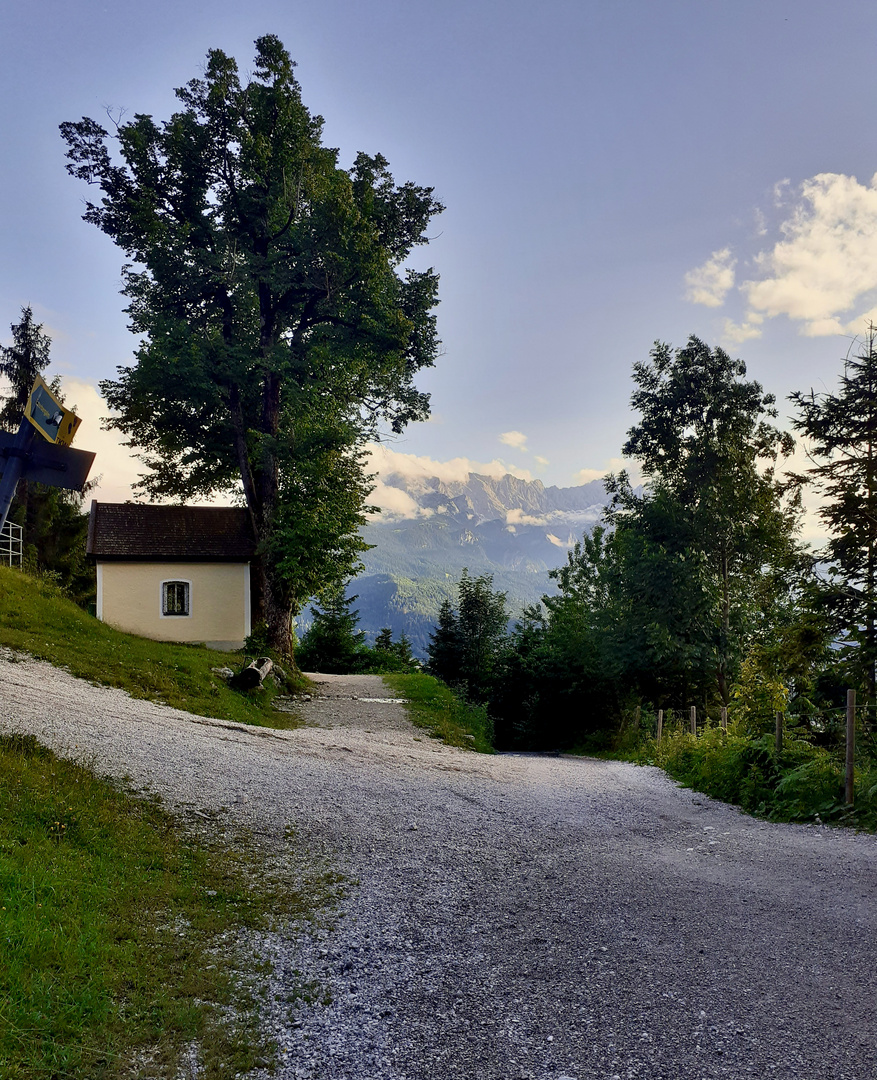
<box><xmin>87</xmin><ymin>502</ymin><xmax>256</xmax><ymax>562</ymax></box>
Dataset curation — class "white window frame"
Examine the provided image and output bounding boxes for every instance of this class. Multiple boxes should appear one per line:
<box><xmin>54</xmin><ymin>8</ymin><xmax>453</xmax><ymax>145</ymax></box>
<box><xmin>160</xmin><ymin>578</ymin><xmax>192</xmax><ymax>619</ymax></box>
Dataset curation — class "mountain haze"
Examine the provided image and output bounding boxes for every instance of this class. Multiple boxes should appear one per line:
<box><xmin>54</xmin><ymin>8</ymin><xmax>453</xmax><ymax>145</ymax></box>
<box><xmin>346</xmin><ymin>471</ymin><xmax>613</xmax><ymax>655</ymax></box>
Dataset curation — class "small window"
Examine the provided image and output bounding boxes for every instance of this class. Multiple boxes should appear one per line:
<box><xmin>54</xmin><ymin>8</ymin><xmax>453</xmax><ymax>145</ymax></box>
<box><xmin>162</xmin><ymin>580</ymin><xmax>190</xmax><ymax>617</ymax></box>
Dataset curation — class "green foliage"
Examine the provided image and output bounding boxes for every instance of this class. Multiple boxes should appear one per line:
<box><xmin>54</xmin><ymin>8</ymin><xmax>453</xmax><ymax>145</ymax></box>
<box><xmin>61</xmin><ymin>35</ymin><xmax>443</xmax><ymax>654</ymax></box>
<box><xmin>791</xmin><ymin>326</ymin><xmax>877</xmax><ymax>699</ymax></box>
<box><xmin>383</xmin><ymin>672</ymin><xmax>495</xmax><ymax>753</ymax></box>
<box><xmin>0</xmin><ymin>565</ymin><xmax>307</xmax><ymax>727</ymax></box>
<box><xmin>0</xmin><ymin>305</ymin><xmax>52</xmax><ymax>430</ymax></box>
<box><xmin>0</xmin><ymin>733</ymin><xmax>343</xmax><ymax>1077</ymax></box>
<box><xmin>6</xmin><ymin>485</ymin><xmax>95</xmax><ymax>607</ymax></box>
<box><xmin>491</xmin><ymin>593</ymin><xmax>615</xmax><ymax>750</ymax></box>
<box><xmin>637</xmin><ymin>724</ymin><xmax>876</xmax><ymax>829</ymax></box>
<box><xmin>296</xmin><ymin>586</ymin><xmax>420</xmax><ymax>674</ymax></box>
<box><xmin>484</xmin><ymin>337</ymin><xmax>815</xmax><ymax>750</ymax></box>
<box><xmin>296</xmin><ymin>584</ymin><xmax>368</xmax><ymax>674</ymax></box>
<box><xmin>369</xmin><ymin>627</ymin><xmax>419</xmax><ymax>672</ymax></box>
<box><xmin>425</xmin><ymin>569</ymin><xmax>509</xmax><ymax>702</ymax></box>
<box><xmin>612</xmin><ymin>335</ymin><xmax>803</xmax><ymax>704</ymax></box>
<box><xmin>731</xmin><ymin>648</ymin><xmax>790</xmax><ymax>737</ymax></box>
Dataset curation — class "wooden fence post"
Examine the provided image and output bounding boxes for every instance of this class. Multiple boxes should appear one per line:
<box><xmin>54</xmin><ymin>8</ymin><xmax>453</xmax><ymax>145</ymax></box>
<box><xmin>690</xmin><ymin>706</ymin><xmax>697</xmax><ymax>735</ymax></box>
<box><xmin>657</xmin><ymin>709</ymin><xmax>663</xmax><ymax>746</ymax></box>
<box><xmin>720</xmin><ymin>706</ymin><xmax>728</xmax><ymax>731</ymax></box>
<box><xmin>845</xmin><ymin>689</ymin><xmax>856</xmax><ymax>806</ymax></box>
<box><xmin>775</xmin><ymin>711</ymin><xmax>783</xmax><ymax>756</ymax></box>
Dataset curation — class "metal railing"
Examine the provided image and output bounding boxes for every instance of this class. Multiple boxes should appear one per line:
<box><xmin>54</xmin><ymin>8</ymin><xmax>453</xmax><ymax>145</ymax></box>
<box><xmin>0</xmin><ymin>520</ymin><xmax>22</xmax><ymax>568</ymax></box>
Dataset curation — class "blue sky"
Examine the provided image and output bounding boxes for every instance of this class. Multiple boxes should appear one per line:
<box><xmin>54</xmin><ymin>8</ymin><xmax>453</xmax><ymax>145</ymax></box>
<box><xmin>3</xmin><ymin>0</ymin><xmax>877</xmax><ymax>512</ymax></box>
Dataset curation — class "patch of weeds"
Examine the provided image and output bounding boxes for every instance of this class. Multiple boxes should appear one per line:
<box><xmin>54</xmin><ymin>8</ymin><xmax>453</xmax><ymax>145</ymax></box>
<box><xmin>383</xmin><ymin>672</ymin><xmax>495</xmax><ymax>753</ymax></box>
<box><xmin>0</xmin><ymin>734</ymin><xmax>344</xmax><ymax>1078</ymax></box>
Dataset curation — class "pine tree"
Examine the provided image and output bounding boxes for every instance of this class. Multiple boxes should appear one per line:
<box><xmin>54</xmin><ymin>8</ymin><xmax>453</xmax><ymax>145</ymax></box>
<box><xmin>296</xmin><ymin>584</ymin><xmax>366</xmax><ymax>673</ymax></box>
<box><xmin>426</xmin><ymin>571</ymin><xmax>508</xmax><ymax>700</ymax></box>
<box><xmin>791</xmin><ymin>327</ymin><xmax>877</xmax><ymax>700</ymax></box>
<box><xmin>0</xmin><ymin>306</ymin><xmax>52</xmax><ymax>430</ymax></box>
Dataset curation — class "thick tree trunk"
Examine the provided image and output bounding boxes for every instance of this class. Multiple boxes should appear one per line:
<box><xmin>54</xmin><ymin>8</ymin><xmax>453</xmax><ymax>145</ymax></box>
<box><xmin>255</xmin><ymin>551</ymin><xmax>293</xmax><ymax>657</ymax></box>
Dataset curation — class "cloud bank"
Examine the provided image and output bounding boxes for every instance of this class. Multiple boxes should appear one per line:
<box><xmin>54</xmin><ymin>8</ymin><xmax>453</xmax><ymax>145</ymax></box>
<box><xmin>687</xmin><ymin>172</ymin><xmax>877</xmax><ymax>339</ymax></box>
<box><xmin>367</xmin><ymin>443</ymin><xmax>535</xmax><ymax>519</ymax></box>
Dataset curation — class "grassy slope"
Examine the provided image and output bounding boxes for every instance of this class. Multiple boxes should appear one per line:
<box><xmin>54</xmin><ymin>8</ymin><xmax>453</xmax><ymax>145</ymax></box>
<box><xmin>382</xmin><ymin>672</ymin><xmax>495</xmax><ymax>753</ymax></box>
<box><xmin>0</xmin><ymin>733</ymin><xmax>342</xmax><ymax>1078</ymax></box>
<box><xmin>0</xmin><ymin>568</ymin><xmax>342</xmax><ymax>1076</ymax></box>
<box><xmin>0</xmin><ymin>566</ymin><xmax>305</xmax><ymax>728</ymax></box>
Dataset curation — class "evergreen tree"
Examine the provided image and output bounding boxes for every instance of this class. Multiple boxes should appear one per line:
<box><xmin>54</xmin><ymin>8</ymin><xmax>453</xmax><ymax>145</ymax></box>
<box><xmin>373</xmin><ymin>627</ymin><xmax>418</xmax><ymax>671</ymax></box>
<box><xmin>791</xmin><ymin>327</ymin><xmax>877</xmax><ymax>700</ymax></box>
<box><xmin>426</xmin><ymin>570</ymin><xmax>508</xmax><ymax>700</ymax></box>
<box><xmin>296</xmin><ymin>584</ymin><xmax>366</xmax><ymax>674</ymax></box>
<box><xmin>426</xmin><ymin>597</ymin><xmax>465</xmax><ymax>687</ymax></box>
<box><xmin>0</xmin><ymin>306</ymin><xmax>51</xmax><ymax>431</ymax></box>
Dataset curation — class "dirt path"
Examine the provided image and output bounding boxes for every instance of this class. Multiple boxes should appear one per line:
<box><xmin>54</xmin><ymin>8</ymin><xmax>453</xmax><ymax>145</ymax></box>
<box><xmin>2</xmin><ymin>656</ymin><xmax>876</xmax><ymax>1079</ymax></box>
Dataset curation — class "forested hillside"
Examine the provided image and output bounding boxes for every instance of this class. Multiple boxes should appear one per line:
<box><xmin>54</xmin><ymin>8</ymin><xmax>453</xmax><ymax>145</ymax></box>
<box><xmin>341</xmin><ymin>473</ymin><xmax>615</xmax><ymax>654</ymax></box>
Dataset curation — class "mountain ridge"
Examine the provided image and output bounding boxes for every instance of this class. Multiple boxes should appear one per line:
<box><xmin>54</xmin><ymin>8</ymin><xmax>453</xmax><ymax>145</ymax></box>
<box><xmin>335</xmin><ymin>469</ymin><xmax>616</xmax><ymax>656</ymax></box>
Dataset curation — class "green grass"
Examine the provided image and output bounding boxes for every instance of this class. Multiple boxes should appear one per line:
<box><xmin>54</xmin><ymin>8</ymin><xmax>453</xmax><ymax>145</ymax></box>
<box><xmin>0</xmin><ymin>732</ymin><xmax>343</xmax><ymax>1079</ymax></box>
<box><xmin>382</xmin><ymin>672</ymin><xmax>495</xmax><ymax>753</ymax></box>
<box><xmin>0</xmin><ymin>566</ymin><xmax>306</xmax><ymax>728</ymax></box>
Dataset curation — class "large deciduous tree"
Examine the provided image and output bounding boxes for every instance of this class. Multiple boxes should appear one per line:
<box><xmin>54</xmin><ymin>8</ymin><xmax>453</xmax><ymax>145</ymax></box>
<box><xmin>609</xmin><ymin>336</ymin><xmax>802</xmax><ymax>703</ymax></box>
<box><xmin>791</xmin><ymin>327</ymin><xmax>877</xmax><ymax>700</ymax></box>
<box><xmin>60</xmin><ymin>36</ymin><xmax>443</xmax><ymax>655</ymax></box>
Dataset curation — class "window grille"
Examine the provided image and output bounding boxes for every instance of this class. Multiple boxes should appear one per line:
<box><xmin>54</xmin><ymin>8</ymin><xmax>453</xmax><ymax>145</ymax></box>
<box><xmin>162</xmin><ymin>580</ymin><xmax>190</xmax><ymax>616</ymax></box>
<box><xmin>0</xmin><ymin>522</ymin><xmax>23</xmax><ymax>568</ymax></box>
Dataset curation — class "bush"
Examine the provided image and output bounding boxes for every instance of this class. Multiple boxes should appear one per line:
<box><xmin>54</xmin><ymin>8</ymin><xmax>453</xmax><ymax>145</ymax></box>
<box><xmin>638</xmin><ymin>723</ymin><xmax>877</xmax><ymax>829</ymax></box>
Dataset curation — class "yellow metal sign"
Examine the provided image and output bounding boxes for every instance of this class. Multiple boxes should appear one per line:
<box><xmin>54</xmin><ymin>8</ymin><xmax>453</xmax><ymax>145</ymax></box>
<box><xmin>24</xmin><ymin>375</ymin><xmax>82</xmax><ymax>447</ymax></box>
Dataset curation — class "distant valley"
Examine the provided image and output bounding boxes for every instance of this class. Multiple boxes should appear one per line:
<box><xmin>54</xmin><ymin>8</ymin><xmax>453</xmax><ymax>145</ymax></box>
<box><xmin>340</xmin><ymin>470</ymin><xmax>614</xmax><ymax>656</ymax></box>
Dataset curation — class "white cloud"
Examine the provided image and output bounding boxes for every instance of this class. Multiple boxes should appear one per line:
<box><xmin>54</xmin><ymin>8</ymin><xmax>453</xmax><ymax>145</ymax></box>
<box><xmin>55</xmin><ymin>377</ymin><xmax>144</xmax><ymax>504</ymax></box>
<box><xmin>721</xmin><ymin>316</ymin><xmax>764</xmax><ymax>344</ymax></box>
<box><xmin>742</xmin><ymin>173</ymin><xmax>877</xmax><ymax>335</ymax></box>
<box><xmin>367</xmin><ymin>443</ymin><xmax>532</xmax><ymax>486</ymax></box>
<box><xmin>572</xmin><ymin>457</ymin><xmax>641</xmax><ymax>487</ymax></box>
<box><xmin>699</xmin><ymin>172</ymin><xmax>877</xmax><ymax>340</ymax></box>
<box><xmin>684</xmin><ymin>248</ymin><xmax>736</xmax><ymax>307</ymax></box>
<box><xmin>368</xmin><ymin>479</ymin><xmax>421</xmax><ymax>519</ymax></box>
<box><xmin>773</xmin><ymin>178</ymin><xmax>792</xmax><ymax>205</ymax></box>
<box><xmin>754</xmin><ymin>208</ymin><xmax>768</xmax><ymax>237</ymax></box>
<box><xmin>572</xmin><ymin>468</ymin><xmax>606</xmax><ymax>484</ymax></box>
<box><xmin>506</xmin><ymin>508</ymin><xmax>547</xmax><ymax>526</ymax></box>
<box><xmin>535</xmin><ymin>455</ymin><xmax>549</xmax><ymax>467</ymax></box>
<box><xmin>499</xmin><ymin>430</ymin><xmax>528</xmax><ymax>451</ymax></box>
<box><xmin>366</xmin><ymin>444</ymin><xmax>534</xmax><ymax>519</ymax></box>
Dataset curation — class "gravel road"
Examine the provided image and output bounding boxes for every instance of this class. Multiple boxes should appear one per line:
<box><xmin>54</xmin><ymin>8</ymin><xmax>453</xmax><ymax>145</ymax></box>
<box><xmin>1</xmin><ymin>651</ymin><xmax>876</xmax><ymax>1080</ymax></box>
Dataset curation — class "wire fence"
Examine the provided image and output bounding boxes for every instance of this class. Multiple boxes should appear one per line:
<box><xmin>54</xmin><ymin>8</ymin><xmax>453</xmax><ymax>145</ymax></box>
<box><xmin>628</xmin><ymin>692</ymin><xmax>874</xmax><ymax>806</ymax></box>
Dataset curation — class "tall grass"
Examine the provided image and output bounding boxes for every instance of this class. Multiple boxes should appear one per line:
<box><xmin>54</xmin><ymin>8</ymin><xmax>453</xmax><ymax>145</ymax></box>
<box><xmin>633</xmin><ymin>722</ymin><xmax>877</xmax><ymax>830</ymax></box>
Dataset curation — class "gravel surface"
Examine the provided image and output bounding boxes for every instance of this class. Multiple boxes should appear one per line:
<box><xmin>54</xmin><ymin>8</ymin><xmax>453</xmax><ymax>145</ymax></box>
<box><xmin>2</xmin><ymin>652</ymin><xmax>876</xmax><ymax>1079</ymax></box>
